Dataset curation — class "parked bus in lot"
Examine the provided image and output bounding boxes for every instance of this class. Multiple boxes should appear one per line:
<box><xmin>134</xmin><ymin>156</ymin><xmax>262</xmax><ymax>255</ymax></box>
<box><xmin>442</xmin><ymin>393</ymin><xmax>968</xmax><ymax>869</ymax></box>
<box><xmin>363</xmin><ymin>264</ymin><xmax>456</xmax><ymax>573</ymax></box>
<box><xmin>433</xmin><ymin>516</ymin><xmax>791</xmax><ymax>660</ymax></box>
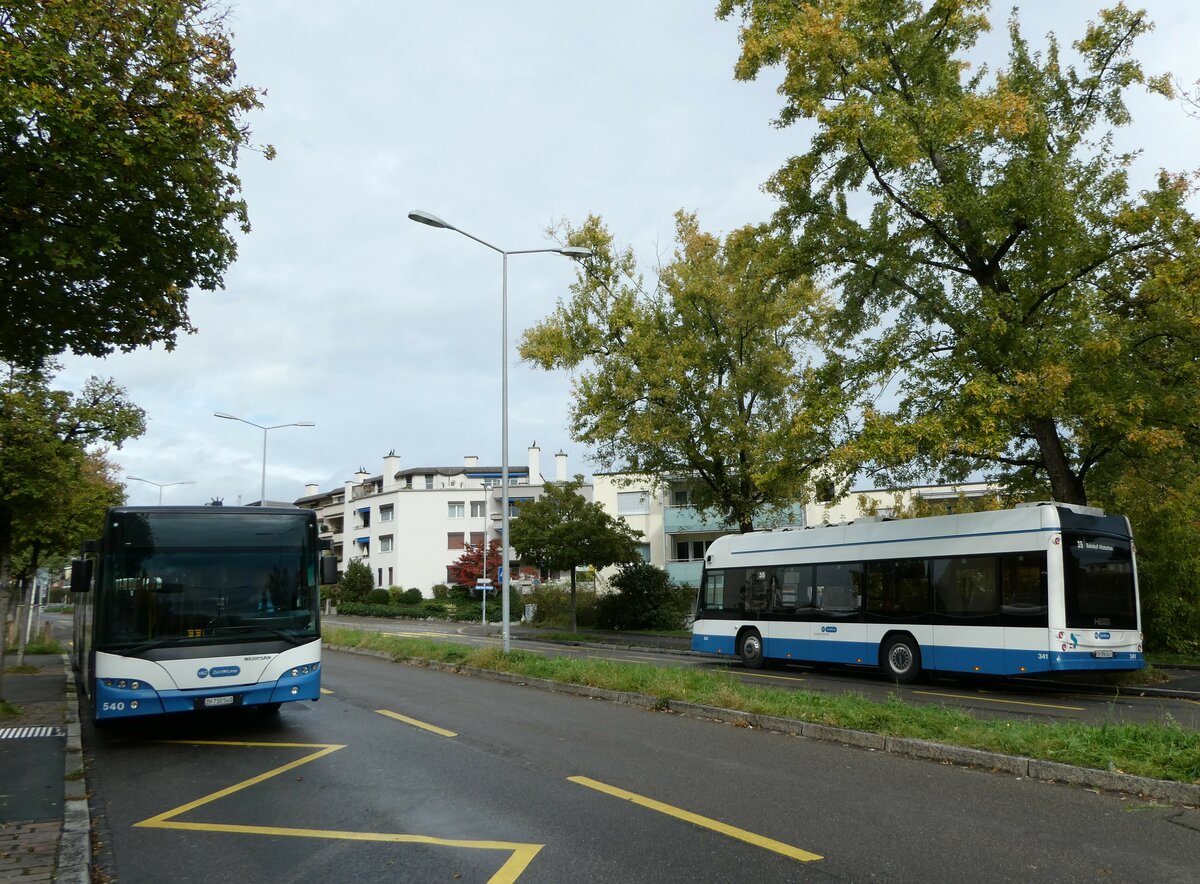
<box><xmin>691</xmin><ymin>502</ymin><xmax>1143</xmax><ymax>682</ymax></box>
<box><xmin>71</xmin><ymin>506</ymin><xmax>337</xmax><ymax>721</ymax></box>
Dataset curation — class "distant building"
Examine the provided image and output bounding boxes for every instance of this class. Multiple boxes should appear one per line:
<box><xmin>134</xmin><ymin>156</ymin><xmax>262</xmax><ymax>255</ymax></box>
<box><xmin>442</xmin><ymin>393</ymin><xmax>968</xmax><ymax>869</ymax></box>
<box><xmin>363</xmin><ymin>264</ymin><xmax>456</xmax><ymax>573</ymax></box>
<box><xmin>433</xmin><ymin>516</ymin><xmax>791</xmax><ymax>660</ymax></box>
<box><xmin>294</xmin><ymin>445</ymin><xmax>584</xmax><ymax>594</ymax></box>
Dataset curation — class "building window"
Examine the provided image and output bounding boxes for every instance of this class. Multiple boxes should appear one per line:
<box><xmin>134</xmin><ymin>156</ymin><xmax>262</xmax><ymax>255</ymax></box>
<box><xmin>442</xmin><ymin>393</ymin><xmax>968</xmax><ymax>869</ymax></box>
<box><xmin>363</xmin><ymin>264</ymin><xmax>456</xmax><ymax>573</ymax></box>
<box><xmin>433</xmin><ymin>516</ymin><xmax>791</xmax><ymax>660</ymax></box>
<box><xmin>448</xmin><ymin>501</ymin><xmax>465</xmax><ymax>519</ymax></box>
<box><xmin>425</xmin><ymin>474</ymin><xmax>434</xmax><ymax>490</ymax></box>
<box><xmin>638</xmin><ymin>543</ymin><xmax>651</xmax><ymax>562</ymax></box>
<box><xmin>380</xmin><ymin>535</ymin><xmax>394</xmax><ymax>553</ymax></box>
<box><xmin>617</xmin><ymin>491</ymin><xmax>650</xmax><ymax>515</ymax></box>
<box><xmin>387</xmin><ymin>567</ymin><xmax>393</xmax><ymax>586</ymax></box>
<box><xmin>378</xmin><ymin>568</ymin><xmax>383</xmax><ymax>586</ymax></box>
<box><xmin>404</xmin><ymin>476</ymin><xmax>413</xmax><ymax>489</ymax></box>
<box><xmin>672</xmin><ymin>489</ymin><xmax>691</xmax><ymax>507</ymax></box>
<box><xmin>470</xmin><ymin>532</ymin><xmax>484</xmax><ymax>547</ymax></box>
<box><xmin>508</xmin><ymin>497</ymin><xmax>533</xmax><ymax>517</ymax></box>
<box><xmin>358</xmin><ymin>509</ymin><xmax>371</xmax><ymax>528</ymax></box>
<box><xmin>470</xmin><ymin>500</ymin><xmax>486</xmax><ymax>518</ymax></box>
<box><xmin>674</xmin><ymin>540</ymin><xmax>712</xmax><ymax>562</ymax></box>
<box><xmin>448</xmin><ymin>532</ymin><xmax>465</xmax><ymax>550</ymax></box>
<box><xmin>380</xmin><ymin>504</ymin><xmax>394</xmax><ymax>522</ymax></box>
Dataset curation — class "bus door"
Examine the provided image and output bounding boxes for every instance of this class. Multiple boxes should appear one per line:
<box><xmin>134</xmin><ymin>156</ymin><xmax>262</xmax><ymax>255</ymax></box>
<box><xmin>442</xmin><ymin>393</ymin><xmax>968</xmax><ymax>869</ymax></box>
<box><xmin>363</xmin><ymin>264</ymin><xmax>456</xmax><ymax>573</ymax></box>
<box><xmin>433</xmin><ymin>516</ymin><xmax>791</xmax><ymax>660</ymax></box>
<box><xmin>809</xmin><ymin>562</ymin><xmax>867</xmax><ymax>665</ymax></box>
<box><xmin>764</xmin><ymin>565</ymin><xmax>809</xmax><ymax>662</ymax></box>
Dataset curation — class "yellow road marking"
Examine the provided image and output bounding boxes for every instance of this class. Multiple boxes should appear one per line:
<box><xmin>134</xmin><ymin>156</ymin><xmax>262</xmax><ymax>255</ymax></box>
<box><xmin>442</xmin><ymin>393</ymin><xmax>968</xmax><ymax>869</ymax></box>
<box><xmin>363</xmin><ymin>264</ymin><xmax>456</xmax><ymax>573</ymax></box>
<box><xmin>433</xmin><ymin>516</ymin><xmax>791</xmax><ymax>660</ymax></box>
<box><xmin>912</xmin><ymin>690</ymin><xmax>1085</xmax><ymax>711</ymax></box>
<box><xmin>136</xmin><ymin>740</ymin><xmax>541</xmax><ymax>883</ymax></box>
<box><xmin>736</xmin><ymin>671</ymin><xmax>807</xmax><ymax>684</ymax></box>
<box><xmin>569</xmin><ymin>776</ymin><xmax>822</xmax><ymax>862</ymax></box>
<box><xmin>376</xmin><ymin>709</ymin><xmax>458</xmax><ymax>737</ymax></box>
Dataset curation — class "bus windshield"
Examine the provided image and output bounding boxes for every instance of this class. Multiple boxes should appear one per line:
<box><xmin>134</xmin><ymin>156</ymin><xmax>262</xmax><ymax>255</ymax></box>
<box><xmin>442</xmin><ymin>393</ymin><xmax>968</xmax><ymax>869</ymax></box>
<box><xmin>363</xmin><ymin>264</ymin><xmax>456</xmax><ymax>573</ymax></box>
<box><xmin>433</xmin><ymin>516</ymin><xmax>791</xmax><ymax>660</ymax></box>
<box><xmin>98</xmin><ymin>511</ymin><xmax>320</xmax><ymax>651</ymax></box>
<box><xmin>1061</xmin><ymin>533</ymin><xmax>1137</xmax><ymax>631</ymax></box>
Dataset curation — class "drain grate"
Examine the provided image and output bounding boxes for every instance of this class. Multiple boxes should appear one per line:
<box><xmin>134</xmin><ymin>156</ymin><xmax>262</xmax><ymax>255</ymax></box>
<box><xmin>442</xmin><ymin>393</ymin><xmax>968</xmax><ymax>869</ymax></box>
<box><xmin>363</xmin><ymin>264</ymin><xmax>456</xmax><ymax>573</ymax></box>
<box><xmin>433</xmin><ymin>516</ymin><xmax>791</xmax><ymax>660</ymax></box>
<box><xmin>0</xmin><ymin>726</ymin><xmax>67</xmax><ymax>739</ymax></box>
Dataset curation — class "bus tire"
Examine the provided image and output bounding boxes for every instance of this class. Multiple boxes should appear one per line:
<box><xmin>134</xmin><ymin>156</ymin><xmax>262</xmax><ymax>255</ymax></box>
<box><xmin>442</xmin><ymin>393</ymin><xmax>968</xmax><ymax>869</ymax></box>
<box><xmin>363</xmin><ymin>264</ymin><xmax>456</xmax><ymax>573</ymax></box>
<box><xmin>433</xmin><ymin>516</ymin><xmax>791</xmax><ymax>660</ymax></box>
<box><xmin>739</xmin><ymin>629</ymin><xmax>765</xmax><ymax>670</ymax></box>
<box><xmin>881</xmin><ymin>634</ymin><xmax>921</xmax><ymax>683</ymax></box>
<box><xmin>260</xmin><ymin>703</ymin><xmax>282</xmax><ymax>714</ymax></box>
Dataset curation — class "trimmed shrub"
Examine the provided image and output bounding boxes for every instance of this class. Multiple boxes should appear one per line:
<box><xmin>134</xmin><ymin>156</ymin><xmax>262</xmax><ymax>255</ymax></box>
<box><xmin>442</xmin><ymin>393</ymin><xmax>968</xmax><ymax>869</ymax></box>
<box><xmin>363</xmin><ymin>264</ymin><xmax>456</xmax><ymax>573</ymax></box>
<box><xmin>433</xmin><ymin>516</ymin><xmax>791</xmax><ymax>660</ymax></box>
<box><xmin>400</xmin><ymin>587</ymin><xmax>424</xmax><ymax>605</ymax></box>
<box><xmin>431</xmin><ymin>584</ymin><xmax>450</xmax><ymax>599</ymax></box>
<box><xmin>596</xmin><ymin>562</ymin><xmax>691</xmax><ymax>631</ymax></box>
<box><xmin>365</xmin><ymin>588</ymin><xmax>391</xmax><ymax>605</ymax></box>
<box><xmin>525</xmin><ymin>581</ymin><xmax>598</xmax><ymax>629</ymax></box>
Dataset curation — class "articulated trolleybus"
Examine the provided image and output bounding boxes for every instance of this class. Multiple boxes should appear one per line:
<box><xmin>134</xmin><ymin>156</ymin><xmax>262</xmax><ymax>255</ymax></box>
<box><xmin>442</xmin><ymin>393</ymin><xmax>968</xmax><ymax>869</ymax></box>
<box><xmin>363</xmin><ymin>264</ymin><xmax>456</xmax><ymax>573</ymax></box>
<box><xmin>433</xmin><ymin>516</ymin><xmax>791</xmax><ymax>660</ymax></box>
<box><xmin>71</xmin><ymin>506</ymin><xmax>338</xmax><ymax>721</ymax></box>
<box><xmin>691</xmin><ymin>502</ymin><xmax>1143</xmax><ymax>682</ymax></box>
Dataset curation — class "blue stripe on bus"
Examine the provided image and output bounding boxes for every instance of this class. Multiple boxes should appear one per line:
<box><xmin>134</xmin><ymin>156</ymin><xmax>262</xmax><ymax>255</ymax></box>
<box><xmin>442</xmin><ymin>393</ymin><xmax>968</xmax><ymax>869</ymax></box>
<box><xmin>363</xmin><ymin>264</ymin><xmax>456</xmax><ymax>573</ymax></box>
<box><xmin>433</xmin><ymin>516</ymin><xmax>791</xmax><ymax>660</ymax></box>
<box><xmin>691</xmin><ymin>632</ymin><xmax>1143</xmax><ymax>676</ymax></box>
<box><xmin>729</xmin><ymin>526</ymin><xmax>1059</xmax><ymax>557</ymax></box>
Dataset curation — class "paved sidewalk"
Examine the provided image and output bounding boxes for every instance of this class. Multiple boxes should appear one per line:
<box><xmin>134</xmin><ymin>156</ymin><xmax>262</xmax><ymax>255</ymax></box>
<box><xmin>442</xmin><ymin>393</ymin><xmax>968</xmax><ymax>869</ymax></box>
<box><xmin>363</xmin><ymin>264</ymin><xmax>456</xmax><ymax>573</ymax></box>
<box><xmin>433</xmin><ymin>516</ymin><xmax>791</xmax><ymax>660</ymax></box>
<box><xmin>0</xmin><ymin>653</ymin><xmax>89</xmax><ymax>883</ymax></box>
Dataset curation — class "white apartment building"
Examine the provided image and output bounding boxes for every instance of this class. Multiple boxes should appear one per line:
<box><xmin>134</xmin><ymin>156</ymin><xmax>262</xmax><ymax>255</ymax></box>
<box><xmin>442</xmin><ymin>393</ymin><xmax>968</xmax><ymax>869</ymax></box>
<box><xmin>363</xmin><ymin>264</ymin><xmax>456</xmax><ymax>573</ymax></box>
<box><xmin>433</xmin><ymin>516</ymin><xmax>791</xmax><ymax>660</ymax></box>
<box><xmin>295</xmin><ymin>445</ymin><xmax>584</xmax><ymax>594</ymax></box>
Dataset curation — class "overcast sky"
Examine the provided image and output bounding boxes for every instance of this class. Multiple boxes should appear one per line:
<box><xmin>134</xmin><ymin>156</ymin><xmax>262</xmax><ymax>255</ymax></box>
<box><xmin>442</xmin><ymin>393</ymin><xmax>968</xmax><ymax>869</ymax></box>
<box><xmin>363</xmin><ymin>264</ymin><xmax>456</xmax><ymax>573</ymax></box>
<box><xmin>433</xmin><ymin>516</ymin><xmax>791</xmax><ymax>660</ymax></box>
<box><xmin>56</xmin><ymin>1</ymin><xmax>1199</xmax><ymax>507</ymax></box>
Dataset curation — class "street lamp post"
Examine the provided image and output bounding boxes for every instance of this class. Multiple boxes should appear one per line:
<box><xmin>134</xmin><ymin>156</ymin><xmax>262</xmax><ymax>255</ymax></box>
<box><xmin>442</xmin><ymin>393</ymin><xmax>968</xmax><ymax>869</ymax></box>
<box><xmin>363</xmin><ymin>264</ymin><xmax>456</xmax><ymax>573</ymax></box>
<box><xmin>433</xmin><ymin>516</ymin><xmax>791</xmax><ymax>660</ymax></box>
<box><xmin>408</xmin><ymin>209</ymin><xmax>591</xmax><ymax>652</ymax></box>
<box><xmin>126</xmin><ymin>476</ymin><xmax>196</xmax><ymax>505</ymax></box>
<box><xmin>213</xmin><ymin>412</ymin><xmax>316</xmax><ymax>504</ymax></box>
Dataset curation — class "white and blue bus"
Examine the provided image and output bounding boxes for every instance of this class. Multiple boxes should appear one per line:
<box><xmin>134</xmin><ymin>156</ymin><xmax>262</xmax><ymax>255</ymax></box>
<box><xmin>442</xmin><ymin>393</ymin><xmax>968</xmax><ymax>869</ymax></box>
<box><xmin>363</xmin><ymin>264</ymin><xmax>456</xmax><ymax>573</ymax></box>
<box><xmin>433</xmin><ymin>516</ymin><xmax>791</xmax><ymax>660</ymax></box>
<box><xmin>691</xmin><ymin>502</ymin><xmax>1143</xmax><ymax>682</ymax></box>
<box><xmin>71</xmin><ymin>506</ymin><xmax>338</xmax><ymax>721</ymax></box>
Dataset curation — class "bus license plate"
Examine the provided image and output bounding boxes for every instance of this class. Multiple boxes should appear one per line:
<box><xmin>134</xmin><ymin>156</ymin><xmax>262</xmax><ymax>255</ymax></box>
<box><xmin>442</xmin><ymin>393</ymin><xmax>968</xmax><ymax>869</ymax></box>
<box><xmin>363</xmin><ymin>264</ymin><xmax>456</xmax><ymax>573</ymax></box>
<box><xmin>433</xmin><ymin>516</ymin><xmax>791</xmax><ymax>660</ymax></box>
<box><xmin>203</xmin><ymin>695</ymin><xmax>236</xmax><ymax>707</ymax></box>
<box><xmin>1092</xmin><ymin>649</ymin><xmax>1114</xmax><ymax>658</ymax></box>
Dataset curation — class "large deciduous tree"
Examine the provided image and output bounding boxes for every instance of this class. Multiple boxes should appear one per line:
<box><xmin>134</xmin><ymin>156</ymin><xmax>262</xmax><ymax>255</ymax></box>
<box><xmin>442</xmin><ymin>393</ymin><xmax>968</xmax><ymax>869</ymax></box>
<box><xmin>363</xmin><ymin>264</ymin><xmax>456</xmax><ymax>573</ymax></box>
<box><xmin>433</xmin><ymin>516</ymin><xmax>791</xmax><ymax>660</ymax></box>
<box><xmin>0</xmin><ymin>0</ymin><xmax>272</xmax><ymax>368</ymax></box>
<box><xmin>719</xmin><ymin>0</ymin><xmax>1200</xmax><ymax>505</ymax></box>
<box><xmin>520</xmin><ymin>211</ymin><xmax>846</xmax><ymax>532</ymax></box>
<box><xmin>508</xmin><ymin>478</ymin><xmax>644</xmax><ymax>632</ymax></box>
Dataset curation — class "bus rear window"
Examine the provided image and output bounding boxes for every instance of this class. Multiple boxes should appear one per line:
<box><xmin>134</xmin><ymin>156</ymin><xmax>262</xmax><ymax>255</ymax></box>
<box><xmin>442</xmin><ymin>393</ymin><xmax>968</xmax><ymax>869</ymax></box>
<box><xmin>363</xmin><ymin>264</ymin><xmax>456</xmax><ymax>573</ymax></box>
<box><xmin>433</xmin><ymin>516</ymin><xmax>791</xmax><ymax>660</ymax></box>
<box><xmin>1062</xmin><ymin>534</ymin><xmax>1137</xmax><ymax>630</ymax></box>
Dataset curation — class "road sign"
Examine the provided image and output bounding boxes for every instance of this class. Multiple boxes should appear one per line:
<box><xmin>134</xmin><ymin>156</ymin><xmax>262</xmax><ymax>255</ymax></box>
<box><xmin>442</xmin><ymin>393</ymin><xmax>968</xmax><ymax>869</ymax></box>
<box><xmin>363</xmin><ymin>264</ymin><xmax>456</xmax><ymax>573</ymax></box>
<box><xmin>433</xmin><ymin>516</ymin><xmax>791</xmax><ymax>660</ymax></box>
<box><xmin>476</xmin><ymin>578</ymin><xmax>492</xmax><ymax>586</ymax></box>
<box><xmin>497</xmin><ymin>566</ymin><xmax>503</xmax><ymax>582</ymax></box>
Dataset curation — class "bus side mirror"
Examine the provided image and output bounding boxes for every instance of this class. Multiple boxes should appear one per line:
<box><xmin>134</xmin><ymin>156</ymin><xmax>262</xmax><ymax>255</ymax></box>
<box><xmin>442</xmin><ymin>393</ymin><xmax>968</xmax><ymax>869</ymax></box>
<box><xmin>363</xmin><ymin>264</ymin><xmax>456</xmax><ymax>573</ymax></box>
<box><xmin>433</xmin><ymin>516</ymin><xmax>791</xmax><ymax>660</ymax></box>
<box><xmin>70</xmin><ymin>559</ymin><xmax>93</xmax><ymax>593</ymax></box>
<box><xmin>319</xmin><ymin>556</ymin><xmax>338</xmax><ymax>586</ymax></box>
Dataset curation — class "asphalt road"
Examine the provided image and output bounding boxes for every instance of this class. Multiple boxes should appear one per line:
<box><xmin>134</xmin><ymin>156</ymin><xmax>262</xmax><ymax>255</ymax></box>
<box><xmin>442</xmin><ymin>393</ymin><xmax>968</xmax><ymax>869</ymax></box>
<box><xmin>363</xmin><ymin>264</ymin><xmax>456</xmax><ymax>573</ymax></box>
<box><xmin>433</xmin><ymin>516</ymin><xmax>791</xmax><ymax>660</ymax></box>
<box><xmin>83</xmin><ymin>646</ymin><xmax>1200</xmax><ymax>883</ymax></box>
<box><xmin>326</xmin><ymin>617</ymin><xmax>1200</xmax><ymax>730</ymax></box>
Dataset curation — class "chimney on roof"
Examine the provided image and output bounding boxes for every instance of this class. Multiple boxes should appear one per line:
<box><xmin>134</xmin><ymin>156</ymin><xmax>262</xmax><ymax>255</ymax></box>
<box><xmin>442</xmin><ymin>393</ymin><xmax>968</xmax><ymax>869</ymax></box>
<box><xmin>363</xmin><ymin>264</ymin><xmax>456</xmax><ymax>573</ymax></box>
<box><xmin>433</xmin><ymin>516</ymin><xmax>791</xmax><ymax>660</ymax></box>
<box><xmin>528</xmin><ymin>443</ymin><xmax>541</xmax><ymax>484</ymax></box>
<box><xmin>304</xmin><ymin>483</ymin><xmax>319</xmax><ymax>496</ymax></box>
<box><xmin>464</xmin><ymin>455</ymin><xmax>479</xmax><ymax>468</ymax></box>
<box><xmin>383</xmin><ymin>451</ymin><xmax>400</xmax><ymax>488</ymax></box>
<box><xmin>556</xmin><ymin>450</ymin><xmax>568</xmax><ymax>482</ymax></box>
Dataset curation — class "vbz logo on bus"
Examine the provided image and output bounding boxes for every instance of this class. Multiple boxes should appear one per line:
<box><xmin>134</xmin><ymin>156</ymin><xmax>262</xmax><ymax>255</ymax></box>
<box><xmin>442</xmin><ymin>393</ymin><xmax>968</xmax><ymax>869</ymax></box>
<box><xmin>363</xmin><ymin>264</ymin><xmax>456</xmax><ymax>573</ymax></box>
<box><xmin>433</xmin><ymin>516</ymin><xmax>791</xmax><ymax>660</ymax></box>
<box><xmin>820</xmin><ymin>626</ymin><xmax>838</xmax><ymax>634</ymax></box>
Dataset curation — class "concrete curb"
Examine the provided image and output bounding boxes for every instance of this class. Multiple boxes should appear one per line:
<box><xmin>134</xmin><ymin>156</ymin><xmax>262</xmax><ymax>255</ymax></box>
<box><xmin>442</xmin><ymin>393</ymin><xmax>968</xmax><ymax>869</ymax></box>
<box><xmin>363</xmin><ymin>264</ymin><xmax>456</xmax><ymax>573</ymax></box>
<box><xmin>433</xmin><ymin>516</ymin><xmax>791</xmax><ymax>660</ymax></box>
<box><xmin>327</xmin><ymin>642</ymin><xmax>1200</xmax><ymax>808</ymax></box>
<box><xmin>57</xmin><ymin>656</ymin><xmax>90</xmax><ymax>884</ymax></box>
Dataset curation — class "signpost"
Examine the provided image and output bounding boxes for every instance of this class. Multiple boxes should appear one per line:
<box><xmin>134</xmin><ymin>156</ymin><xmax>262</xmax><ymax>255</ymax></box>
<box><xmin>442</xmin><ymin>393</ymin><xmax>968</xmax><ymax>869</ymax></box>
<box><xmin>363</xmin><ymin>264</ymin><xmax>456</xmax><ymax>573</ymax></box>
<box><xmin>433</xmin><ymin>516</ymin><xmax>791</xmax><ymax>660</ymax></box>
<box><xmin>476</xmin><ymin>578</ymin><xmax>492</xmax><ymax>626</ymax></box>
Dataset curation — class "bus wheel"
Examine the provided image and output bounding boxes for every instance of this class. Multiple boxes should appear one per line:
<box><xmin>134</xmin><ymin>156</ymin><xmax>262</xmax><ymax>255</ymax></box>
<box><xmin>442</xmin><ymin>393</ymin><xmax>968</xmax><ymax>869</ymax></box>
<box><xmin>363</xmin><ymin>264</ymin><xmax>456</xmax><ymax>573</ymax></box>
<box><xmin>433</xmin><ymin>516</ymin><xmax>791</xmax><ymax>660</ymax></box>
<box><xmin>881</xmin><ymin>635</ymin><xmax>921</xmax><ymax>683</ymax></box>
<box><xmin>260</xmin><ymin>703</ymin><xmax>282</xmax><ymax>714</ymax></box>
<box><xmin>739</xmin><ymin>630</ymin><xmax>765</xmax><ymax>670</ymax></box>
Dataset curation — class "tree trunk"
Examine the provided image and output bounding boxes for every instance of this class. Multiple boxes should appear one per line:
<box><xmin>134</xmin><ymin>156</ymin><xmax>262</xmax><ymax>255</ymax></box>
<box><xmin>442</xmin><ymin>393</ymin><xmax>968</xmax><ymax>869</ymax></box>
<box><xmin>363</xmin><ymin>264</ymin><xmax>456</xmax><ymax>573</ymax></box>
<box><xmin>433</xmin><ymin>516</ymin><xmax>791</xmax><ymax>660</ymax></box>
<box><xmin>16</xmin><ymin>540</ymin><xmax>41</xmax><ymax>666</ymax></box>
<box><xmin>1030</xmin><ymin>417</ymin><xmax>1088</xmax><ymax>505</ymax></box>
<box><xmin>0</xmin><ymin>510</ymin><xmax>12</xmax><ymax>701</ymax></box>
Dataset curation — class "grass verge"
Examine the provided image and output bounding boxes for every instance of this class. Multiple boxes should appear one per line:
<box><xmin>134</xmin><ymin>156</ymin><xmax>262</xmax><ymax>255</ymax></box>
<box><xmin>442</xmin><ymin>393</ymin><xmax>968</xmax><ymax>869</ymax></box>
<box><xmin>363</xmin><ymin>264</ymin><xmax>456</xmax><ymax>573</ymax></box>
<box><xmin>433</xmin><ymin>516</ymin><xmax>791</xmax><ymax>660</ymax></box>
<box><xmin>3</xmin><ymin>640</ymin><xmax>67</xmax><ymax>655</ymax></box>
<box><xmin>324</xmin><ymin>625</ymin><xmax>1200</xmax><ymax>785</ymax></box>
<box><xmin>0</xmin><ymin>699</ymin><xmax>22</xmax><ymax>719</ymax></box>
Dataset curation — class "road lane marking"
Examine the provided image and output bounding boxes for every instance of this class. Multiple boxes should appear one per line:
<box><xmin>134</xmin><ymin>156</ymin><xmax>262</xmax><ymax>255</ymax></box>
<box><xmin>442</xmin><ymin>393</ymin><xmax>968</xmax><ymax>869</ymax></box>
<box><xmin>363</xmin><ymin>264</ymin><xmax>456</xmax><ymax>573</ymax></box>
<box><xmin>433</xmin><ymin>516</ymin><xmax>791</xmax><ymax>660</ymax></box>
<box><xmin>912</xmin><ymin>690</ymin><xmax>1085</xmax><ymax>711</ymax></box>
<box><xmin>376</xmin><ymin>709</ymin><xmax>458</xmax><ymax>737</ymax></box>
<box><xmin>568</xmin><ymin>776</ymin><xmax>822</xmax><ymax>862</ymax></box>
<box><xmin>320</xmin><ymin>688</ymin><xmax>334</xmax><ymax>695</ymax></box>
<box><xmin>135</xmin><ymin>740</ymin><xmax>542</xmax><ymax>883</ymax></box>
<box><xmin>736</xmin><ymin>671</ymin><xmax>808</xmax><ymax>684</ymax></box>
<box><xmin>138</xmin><ymin>741</ymin><xmax>345</xmax><ymax>825</ymax></box>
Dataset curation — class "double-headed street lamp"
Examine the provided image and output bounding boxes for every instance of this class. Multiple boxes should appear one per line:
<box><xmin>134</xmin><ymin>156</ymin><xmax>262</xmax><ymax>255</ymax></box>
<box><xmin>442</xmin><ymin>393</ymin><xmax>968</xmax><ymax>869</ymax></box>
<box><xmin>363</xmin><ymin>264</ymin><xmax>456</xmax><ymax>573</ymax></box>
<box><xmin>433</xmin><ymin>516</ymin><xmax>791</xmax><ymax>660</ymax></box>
<box><xmin>126</xmin><ymin>476</ymin><xmax>195</xmax><ymax>505</ymax></box>
<box><xmin>214</xmin><ymin>412</ymin><xmax>315</xmax><ymax>504</ymax></box>
<box><xmin>408</xmin><ymin>209</ymin><xmax>591</xmax><ymax>653</ymax></box>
